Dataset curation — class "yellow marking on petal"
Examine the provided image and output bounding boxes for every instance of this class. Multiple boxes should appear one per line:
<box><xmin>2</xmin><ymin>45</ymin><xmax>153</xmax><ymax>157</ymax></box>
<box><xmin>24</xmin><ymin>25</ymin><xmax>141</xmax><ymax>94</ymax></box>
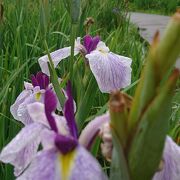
<box><xmin>59</xmin><ymin>150</ymin><xmax>77</xmax><ymax>180</ymax></box>
<box><xmin>99</xmin><ymin>49</ymin><xmax>108</xmax><ymax>55</ymax></box>
<box><xmin>35</xmin><ymin>93</ymin><xmax>41</xmax><ymax>101</ymax></box>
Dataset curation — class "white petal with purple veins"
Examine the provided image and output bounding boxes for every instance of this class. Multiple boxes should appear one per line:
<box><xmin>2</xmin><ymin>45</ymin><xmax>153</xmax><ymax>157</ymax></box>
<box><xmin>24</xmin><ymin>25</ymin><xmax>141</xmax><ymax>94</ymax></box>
<box><xmin>17</xmin><ymin>94</ymin><xmax>37</xmax><ymax>125</ymax></box>
<box><xmin>0</xmin><ymin>123</ymin><xmax>43</xmax><ymax>176</ymax></box>
<box><xmin>17</xmin><ymin>149</ymin><xmax>58</xmax><ymax>180</ymax></box>
<box><xmin>71</xmin><ymin>146</ymin><xmax>108</xmax><ymax>180</ymax></box>
<box><xmin>38</xmin><ymin>44</ymin><xmax>80</xmax><ymax>76</ymax></box>
<box><xmin>153</xmin><ymin>136</ymin><xmax>180</xmax><ymax>180</ymax></box>
<box><xmin>10</xmin><ymin>90</ymin><xmax>32</xmax><ymax>122</ymax></box>
<box><xmin>86</xmin><ymin>48</ymin><xmax>132</xmax><ymax>93</ymax></box>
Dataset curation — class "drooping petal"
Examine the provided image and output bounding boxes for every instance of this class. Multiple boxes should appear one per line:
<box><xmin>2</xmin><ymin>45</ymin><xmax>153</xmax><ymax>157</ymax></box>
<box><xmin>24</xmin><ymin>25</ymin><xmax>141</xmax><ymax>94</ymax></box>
<box><xmin>38</xmin><ymin>45</ymin><xmax>80</xmax><ymax>76</ymax></box>
<box><xmin>17</xmin><ymin>94</ymin><xmax>39</xmax><ymax>125</ymax></box>
<box><xmin>153</xmin><ymin>136</ymin><xmax>180</xmax><ymax>180</ymax></box>
<box><xmin>45</xmin><ymin>89</ymin><xmax>58</xmax><ymax>132</ymax></box>
<box><xmin>70</xmin><ymin>146</ymin><xmax>108</xmax><ymax>180</ymax></box>
<box><xmin>64</xmin><ymin>81</ymin><xmax>78</xmax><ymax>139</ymax></box>
<box><xmin>86</xmin><ymin>48</ymin><xmax>132</xmax><ymax>93</ymax></box>
<box><xmin>10</xmin><ymin>90</ymin><xmax>32</xmax><ymax>124</ymax></box>
<box><xmin>17</xmin><ymin>149</ymin><xmax>58</xmax><ymax>180</ymax></box>
<box><xmin>0</xmin><ymin>123</ymin><xmax>43</xmax><ymax>176</ymax></box>
<box><xmin>79</xmin><ymin>113</ymin><xmax>110</xmax><ymax>149</ymax></box>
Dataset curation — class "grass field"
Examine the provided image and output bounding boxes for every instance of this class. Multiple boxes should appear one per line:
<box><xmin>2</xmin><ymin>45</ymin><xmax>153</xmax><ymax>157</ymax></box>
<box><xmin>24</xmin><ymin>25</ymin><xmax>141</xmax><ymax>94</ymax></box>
<box><xmin>0</xmin><ymin>0</ymin><xmax>179</xmax><ymax>179</ymax></box>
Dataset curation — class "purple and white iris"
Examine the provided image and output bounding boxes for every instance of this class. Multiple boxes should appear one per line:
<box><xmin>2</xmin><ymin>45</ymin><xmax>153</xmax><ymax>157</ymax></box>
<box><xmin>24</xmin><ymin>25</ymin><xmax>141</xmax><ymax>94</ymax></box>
<box><xmin>0</xmin><ymin>83</ymin><xmax>107</xmax><ymax>180</ymax></box>
<box><xmin>0</xmin><ymin>72</ymin><xmax>65</xmax><ymax>176</ymax></box>
<box><xmin>17</xmin><ymin>84</ymin><xmax>107</xmax><ymax>180</ymax></box>
<box><xmin>38</xmin><ymin>35</ymin><xmax>132</xmax><ymax>93</ymax></box>
<box><xmin>10</xmin><ymin>72</ymin><xmax>50</xmax><ymax>125</ymax></box>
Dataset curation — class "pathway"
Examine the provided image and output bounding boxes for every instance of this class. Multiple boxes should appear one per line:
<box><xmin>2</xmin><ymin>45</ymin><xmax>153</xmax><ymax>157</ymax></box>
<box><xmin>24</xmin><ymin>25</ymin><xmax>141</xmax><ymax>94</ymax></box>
<box><xmin>129</xmin><ymin>12</ymin><xmax>170</xmax><ymax>44</ymax></box>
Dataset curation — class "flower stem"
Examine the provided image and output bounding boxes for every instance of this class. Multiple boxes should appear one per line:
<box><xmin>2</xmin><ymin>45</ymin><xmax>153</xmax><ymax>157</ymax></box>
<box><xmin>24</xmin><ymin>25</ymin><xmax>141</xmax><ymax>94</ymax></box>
<box><xmin>44</xmin><ymin>40</ymin><xmax>65</xmax><ymax>108</ymax></box>
<box><xmin>69</xmin><ymin>24</ymin><xmax>77</xmax><ymax>80</ymax></box>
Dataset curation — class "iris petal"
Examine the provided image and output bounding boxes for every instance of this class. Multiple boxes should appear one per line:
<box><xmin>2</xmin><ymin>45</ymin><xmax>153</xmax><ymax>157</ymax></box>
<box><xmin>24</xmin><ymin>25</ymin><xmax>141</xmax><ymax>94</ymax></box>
<box><xmin>38</xmin><ymin>46</ymin><xmax>80</xmax><ymax>76</ymax></box>
<box><xmin>17</xmin><ymin>149</ymin><xmax>57</xmax><ymax>180</ymax></box>
<box><xmin>0</xmin><ymin>123</ymin><xmax>43</xmax><ymax>176</ymax></box>
<box><xmin>83</xmin><ymin>35</ymin><xmax>100</xmax><ymax>54</ymax></box>
<box><xmin>71</xmin><ymin>146</ymin><xmax>108</xmax><ymax>180</ymax></box>
<box><xmin>64</xmin><ymin>82</ymin><xmax>78</xmax><ymax>139</ymax></box>
<box><xmin>153</xmin><ymin>136</ymin><xmax>180</xmax><ymax>180</ymax></box>
<box><xmin>45</xmin><ymin>89</ymin><xmax>58</xmax><ymax>132</ymax></box>
<box><xmin>79</xmin><ymin>113</ymin><xmax>110</xmax><ymax>149</ymax></box>
<box><xmin>86</xmin><ymin>50</ymin><xmax>132</xmax><ymax>93</ymax></box>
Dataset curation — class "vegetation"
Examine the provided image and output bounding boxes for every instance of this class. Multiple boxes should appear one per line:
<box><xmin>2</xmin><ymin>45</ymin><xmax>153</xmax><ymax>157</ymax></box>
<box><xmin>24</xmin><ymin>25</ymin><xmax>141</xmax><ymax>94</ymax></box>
<box><xmin>0</xmin><ymin>0</ymin><xmax>179</xmax><ymax>179</ymax></box>
<box><xmin>129</xmin><ymin>0</ymin><xmax>180</xmax><ymax>15</ymax></box>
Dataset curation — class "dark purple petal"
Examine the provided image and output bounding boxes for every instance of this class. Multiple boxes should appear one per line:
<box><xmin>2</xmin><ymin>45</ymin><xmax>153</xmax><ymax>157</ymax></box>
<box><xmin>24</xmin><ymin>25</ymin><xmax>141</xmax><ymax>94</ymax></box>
<box><xmin>31</xmin><ymin>75</ymin><xmax>39</xmax><ymax>87</ymax></box>
<box><xmin>45</xmin><ymin>89</ymin><xmax>58</xmax><ymax>132</ymax></box>
<box><xmin>83</xmin><ymin>35</ymin><xmax>100</xmax><ymax>54</ymax></box>
<box><xmin>89</xmin><ymin>36</ymin><xmax>100</xmax><ymax>53</ymax></box>
<box><xmin>64</xmin><ymin>81</ymin><xmax>78</xmax><ymax>139</ymax></box>
<box><xmin>31</xmin><ymin>72</ymin><xmax>50</xmax><ymax>89</ymax></box>
<box><xmin>43</xmin><ymin>74</ymin><xmax>50</xmax><ymax>89</ymax></box>
<box><xmin>55</xmin><ymin>134</ymin><xmax>78</xmax><ymax>155</ymax></box>
<box><xmin>36</xmin><ymin>72</ymin><xmax>44</xmax><ymax>89</ymax></box>
<box><xmin>83</xmin><ymin>35</ymin><xmax>92</xmax><ymax>52</ymax></box>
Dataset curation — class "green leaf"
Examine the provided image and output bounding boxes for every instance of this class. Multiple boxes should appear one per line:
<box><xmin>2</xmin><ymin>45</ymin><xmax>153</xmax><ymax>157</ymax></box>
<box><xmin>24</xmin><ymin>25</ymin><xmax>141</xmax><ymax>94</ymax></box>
<box><xmin>75</xmin><ymin>74</ymin><xmax>97</xmax><ymax>130</ymax></box>
<box><xmin>128</xmin><ymin>70</ymin><xmax>179</xmax><ymax>180</ymax></box>
<box><xmin>71</xmin><ymin>0</ymin><xmax>81</xmax><ymax>24</ymax></box>
<box><xmin>110</xmin><ymin>130</ymin><xmax>130</xmax><ymax>180</ymax></box>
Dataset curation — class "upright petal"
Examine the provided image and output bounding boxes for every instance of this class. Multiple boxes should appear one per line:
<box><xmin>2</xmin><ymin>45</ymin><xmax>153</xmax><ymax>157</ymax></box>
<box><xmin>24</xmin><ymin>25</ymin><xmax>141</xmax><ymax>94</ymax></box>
<box><xmin>79</xmin><ymin>113</ymin><xmax>110</xmax><ymax>149</ymax></box>
<box><xmin>36</xmin><ymin>72</ymin><xmax>50</xmax><ymax>89</ymax></box>
<box><xmin>86</xmin><ymin>50</ymin><xmax>132</xmax><ymax>93</ymax></box>
<box><xmin>17</xmin><ymin>149</ymin><xmax>58</xmax><ymax>180</ymax></box>
<box><xmin>71</xmin><ymin>146</ymin><xmax>108</xmax><ymax>180</ymax></box>
<box><xmin>64</xmin><ymin>82</ymin><xmax>78</xmax><ymax>139</ymax></box>
<box><xmin>153</xmin><ymin>136</ymin><xmax>180</xmax><ymax>180</ymax></box>
<box><xmin>45</xmin><ymin>89</ymin><xmax>58</xmax><ymax>132</ymax></box>
<box><xmin>83</xmin><ymin>35</ymin><xmax>100</xmax><ymax>54</ymax></box>
<box><xmin>0</xmin><ymin>123</ymin><xmax>43</xmax><ymax>176</ymax></box>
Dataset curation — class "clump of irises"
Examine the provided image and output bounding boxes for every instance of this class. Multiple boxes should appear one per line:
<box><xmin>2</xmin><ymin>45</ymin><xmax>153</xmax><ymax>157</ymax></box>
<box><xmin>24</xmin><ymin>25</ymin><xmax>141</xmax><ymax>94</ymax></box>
<box><xmin>0</xmin><ymin>11</ymin><xmax>180</xmax><ymax>180</ymax></box>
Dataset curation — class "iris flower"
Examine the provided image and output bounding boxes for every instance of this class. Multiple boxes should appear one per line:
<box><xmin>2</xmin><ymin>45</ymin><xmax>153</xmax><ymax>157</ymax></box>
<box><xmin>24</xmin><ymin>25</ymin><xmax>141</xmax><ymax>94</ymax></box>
<box><xmin>0</xmin><ymin>83</ymin><xmax>107</xmax><ymax>179</ymax></box>
<box><xmin>0</xmin><ymin>72</ymin><xmax>65</xmax><ymax>176</ymax></box>
<box><xmin>10</xmin><ymin>72</ymin><xmax>50</xmax><ymax>125</ymax></box>
<box><xmin>17</xmin><ymin>84</ymin><xmax>107</xmax><ymax>180</ymax></box>
<box><xmin>38</xmin><ymin>35</ymin><xmax>132</xmax><ymax>93</ymax></box>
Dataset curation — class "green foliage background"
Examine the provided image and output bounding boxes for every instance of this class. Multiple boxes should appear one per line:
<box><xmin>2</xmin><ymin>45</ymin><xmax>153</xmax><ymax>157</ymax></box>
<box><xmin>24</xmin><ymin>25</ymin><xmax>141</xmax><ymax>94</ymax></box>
<box><xmin>0</xmin><ymin>0</ymin><xmax>179</xmax><ymax>179</ymax></box>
